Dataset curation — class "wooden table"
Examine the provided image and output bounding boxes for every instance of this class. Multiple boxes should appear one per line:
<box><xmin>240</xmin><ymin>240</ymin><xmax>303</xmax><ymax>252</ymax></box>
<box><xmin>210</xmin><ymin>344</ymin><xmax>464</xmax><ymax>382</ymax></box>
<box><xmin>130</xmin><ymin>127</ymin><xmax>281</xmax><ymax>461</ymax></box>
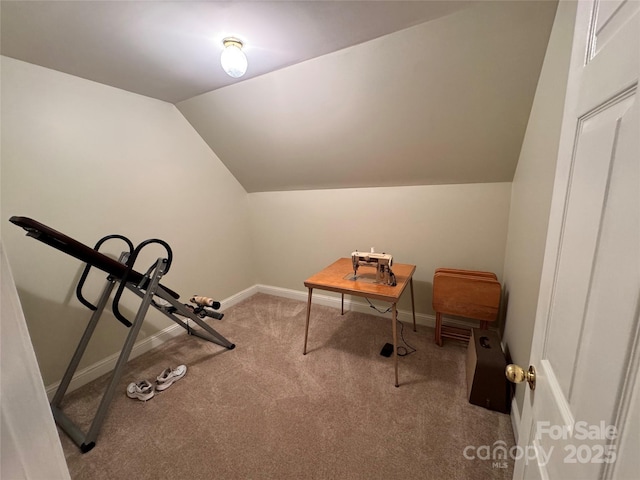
<box><xmin>303</xmin><ymin>257</ymin><xmax>417</xmax><ymax>387</ymax></box>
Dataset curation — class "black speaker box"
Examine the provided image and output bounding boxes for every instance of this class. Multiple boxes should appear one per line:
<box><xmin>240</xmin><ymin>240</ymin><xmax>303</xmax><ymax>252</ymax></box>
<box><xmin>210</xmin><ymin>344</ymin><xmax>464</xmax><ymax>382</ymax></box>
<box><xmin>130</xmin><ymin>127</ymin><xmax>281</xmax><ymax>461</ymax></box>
<box><xmin>465</xmin><ymin>328</ymin><xmax>510</xmax><ymax>414</ymax></box>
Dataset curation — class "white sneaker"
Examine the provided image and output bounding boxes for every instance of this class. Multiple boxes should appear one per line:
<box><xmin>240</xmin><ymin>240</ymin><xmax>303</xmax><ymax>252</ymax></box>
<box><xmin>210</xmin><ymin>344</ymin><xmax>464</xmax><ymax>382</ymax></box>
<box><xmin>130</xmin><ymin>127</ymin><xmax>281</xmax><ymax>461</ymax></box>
<box><xmin>155</xmin><ymin>365</ymin><xmax>187</xmax><ymax>391</ymax></box>
<box><xmin>126</xmin><ymin>380</ymin><xmax>155</xmax><ymax>401</ymax></box>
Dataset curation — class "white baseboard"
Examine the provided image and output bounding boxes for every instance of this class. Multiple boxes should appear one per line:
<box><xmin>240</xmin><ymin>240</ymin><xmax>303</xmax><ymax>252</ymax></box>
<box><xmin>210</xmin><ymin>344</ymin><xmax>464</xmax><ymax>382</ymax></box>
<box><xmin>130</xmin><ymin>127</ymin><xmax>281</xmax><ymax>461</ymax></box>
<box><xmin>46</xmin><ymin>323</ymin><xmax>185</xmax><ymax>400</ymax></box>
<box><xmin>45</xmin><ymin>285</ymin><xmax>259</xmax><ymax>400</ymax></box>
<box><xmin>255</xmin><ymin>284</ymin><xmax>488</xmax><ymax>334</ymax></box>
<box><xmin>256</xmin><ymin>284</ymin><xmax>436</xmax><ymax>327</ymax></box>
<box><xmin>46</xmin><ymin>283</ymin><xmax>478</xmax><ymax>399</ymax></box>
<box><xmin>220</xmin><ymin>285</ymin><xmax>259</xmax><ymax>310</ymax></box>
<box><xmin>510</xmin><ymin>393</ymin><xmax>521</xmax><ymax>443</ymax></box>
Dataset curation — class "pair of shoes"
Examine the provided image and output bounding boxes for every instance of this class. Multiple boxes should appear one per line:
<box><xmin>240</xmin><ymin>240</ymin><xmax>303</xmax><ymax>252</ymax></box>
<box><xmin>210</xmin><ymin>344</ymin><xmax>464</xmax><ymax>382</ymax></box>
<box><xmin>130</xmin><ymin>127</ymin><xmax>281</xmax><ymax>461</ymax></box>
<box><xmin>126</xmin><ymin>365</ymin><xmax>187</xmax><ymax>401</ymax></box>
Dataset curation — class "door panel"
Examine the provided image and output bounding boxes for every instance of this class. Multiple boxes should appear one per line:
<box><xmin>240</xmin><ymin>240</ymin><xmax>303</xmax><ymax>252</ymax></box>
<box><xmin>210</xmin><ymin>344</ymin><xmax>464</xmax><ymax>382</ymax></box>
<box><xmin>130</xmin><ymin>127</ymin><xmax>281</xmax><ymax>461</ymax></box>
<box><xmin>570</xmin><ymin>94</ymin><xmax>638</xmax><ymax>419</ymax></box>
<box><xmin>590</xmin><ymin>0</ymin><xmax>638</xmax><ymax>60</ymax></box>
<box><xmin>544</xmin><ymin>94</ymin><xmax>632</xmax><ymax>397</ymax></box>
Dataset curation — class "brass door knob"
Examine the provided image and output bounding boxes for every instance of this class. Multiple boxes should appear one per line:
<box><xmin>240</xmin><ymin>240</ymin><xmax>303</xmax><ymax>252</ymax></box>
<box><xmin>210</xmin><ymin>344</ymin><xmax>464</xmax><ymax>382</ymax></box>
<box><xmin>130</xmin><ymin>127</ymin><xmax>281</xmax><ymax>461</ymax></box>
<box><xmin>505</xmin><ymin>364</ymin><xmax>536</xmax><ymax>390</ymax></box>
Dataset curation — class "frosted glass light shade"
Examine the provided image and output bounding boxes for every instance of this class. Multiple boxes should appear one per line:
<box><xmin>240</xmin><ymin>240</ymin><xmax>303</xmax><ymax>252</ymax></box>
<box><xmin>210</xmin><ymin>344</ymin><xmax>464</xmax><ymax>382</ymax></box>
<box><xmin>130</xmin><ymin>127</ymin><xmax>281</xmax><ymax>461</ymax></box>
<box><xmin>221</xmin><ymin>39</ymin><xmax>247</xmax><ymax>78</ymax></box>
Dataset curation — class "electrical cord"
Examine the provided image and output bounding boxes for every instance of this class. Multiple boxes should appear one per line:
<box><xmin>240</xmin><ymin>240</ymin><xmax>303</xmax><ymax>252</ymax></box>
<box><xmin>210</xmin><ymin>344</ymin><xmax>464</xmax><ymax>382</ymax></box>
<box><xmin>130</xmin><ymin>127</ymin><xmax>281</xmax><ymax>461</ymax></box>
<box><xmin>366</xmin><ymin>298</ymin><xmax>417</xmax><ymax>356</ymax></box>
<box><xmin>396</xmin><ymin>318</ymin><xmax>416</xmax><ymax>356</ymax></box>
<box><xmin>366</xmin><ymin>297</ymin><xmax>392</xmax><ymax>314</ymax></box>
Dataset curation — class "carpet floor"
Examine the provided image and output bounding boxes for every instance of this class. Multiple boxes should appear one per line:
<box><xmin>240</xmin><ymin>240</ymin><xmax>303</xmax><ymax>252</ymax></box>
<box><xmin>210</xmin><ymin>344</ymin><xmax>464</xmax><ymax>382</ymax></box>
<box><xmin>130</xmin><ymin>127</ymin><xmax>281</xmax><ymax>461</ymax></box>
<box><xmin>59</xmin><ymin>293</ymin><xmax>515</xmax><ymax>479</ymax></box>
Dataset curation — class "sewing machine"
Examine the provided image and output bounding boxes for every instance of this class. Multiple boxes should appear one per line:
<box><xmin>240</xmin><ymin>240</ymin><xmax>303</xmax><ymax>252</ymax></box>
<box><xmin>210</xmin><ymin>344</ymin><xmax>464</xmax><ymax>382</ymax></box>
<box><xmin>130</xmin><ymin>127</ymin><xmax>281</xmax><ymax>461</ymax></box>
<box><xmin>351</xmin><ymin>249</ymin><xmax>396</xmax><ymax>285</ymax></box>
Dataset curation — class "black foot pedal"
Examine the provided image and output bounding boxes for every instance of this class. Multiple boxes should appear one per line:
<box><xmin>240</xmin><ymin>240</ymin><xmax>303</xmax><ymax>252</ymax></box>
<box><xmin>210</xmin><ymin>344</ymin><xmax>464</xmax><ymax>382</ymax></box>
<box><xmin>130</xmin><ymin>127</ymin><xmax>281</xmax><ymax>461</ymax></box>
<box><xmin>380</xmin><ymin>343</ymin><xmax>394</xmax><ymax>357</ymax></box>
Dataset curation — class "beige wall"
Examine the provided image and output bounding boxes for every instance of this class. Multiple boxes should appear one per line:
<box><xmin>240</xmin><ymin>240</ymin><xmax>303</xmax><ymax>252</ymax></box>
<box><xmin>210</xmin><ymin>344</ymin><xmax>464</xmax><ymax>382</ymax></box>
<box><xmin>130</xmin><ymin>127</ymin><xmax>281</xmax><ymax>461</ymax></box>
<box><xmin>1</xmin><ymin>57</ymin><xmax>513</xmax><ymax>390</ymax></box>
<box><xmin>0</xmin><ymin>57</ymin><xmax>255</xmax><ymax>386</ymax></box>
<box><xmin>249</xmin><ymin>183</ymin><xmax>511</xmax><ymax>314</ymax></box>
<box><xmin>501</xmin><ymin>1</ymin><xmax>577</xmax><ymax>416</ymax></box>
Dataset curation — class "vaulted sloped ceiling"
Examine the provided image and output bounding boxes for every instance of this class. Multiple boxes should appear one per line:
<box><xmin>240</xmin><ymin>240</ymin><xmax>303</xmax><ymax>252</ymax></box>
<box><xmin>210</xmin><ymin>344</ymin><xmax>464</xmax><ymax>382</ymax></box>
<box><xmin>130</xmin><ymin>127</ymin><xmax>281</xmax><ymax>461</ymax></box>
<box><xmin>1</xmin><ymin>1</ymin><xmax>557</xmax><ymax>193</ymax></box>
<box><xmin>1</xmin><ymin>0</ymin><xmax>475</xmax><ymax>103</ymax></box>
<box><xmin>178</xmin><ymin>1</ymin><xmax>557</xmax><ymax>192</ymax></box>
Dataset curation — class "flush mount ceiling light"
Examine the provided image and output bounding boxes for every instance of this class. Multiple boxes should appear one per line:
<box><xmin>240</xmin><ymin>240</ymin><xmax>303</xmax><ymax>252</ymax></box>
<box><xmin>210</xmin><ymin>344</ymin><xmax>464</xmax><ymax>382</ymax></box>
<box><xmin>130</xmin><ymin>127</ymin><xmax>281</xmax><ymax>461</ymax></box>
<box><xmin>221</xmin><ymin>37</ymin><xmax>247</xmax><ymax>78</ymax></box>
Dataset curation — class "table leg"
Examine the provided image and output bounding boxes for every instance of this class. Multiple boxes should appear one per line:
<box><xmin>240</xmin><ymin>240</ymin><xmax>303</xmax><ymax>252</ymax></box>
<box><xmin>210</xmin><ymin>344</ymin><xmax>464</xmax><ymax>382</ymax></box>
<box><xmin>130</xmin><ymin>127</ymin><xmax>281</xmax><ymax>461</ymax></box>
<box><xmin>410</xmin><ymin>277</ymin><xmax>416</xmax><ymax>332</ymax></box>
<box><xmin>303</xmin><ymin>288</ymin><xmax>313</xmax><ymax>355</ymax></box>
<box><xmin>435</xmin><ymin>312</ymin><xmax>442</xmax><ymax>347</ymax></box>
<box><xmin>392</xmin><ymin>303</ymin><xmax>399</xmax><ymax>387</ymax></box>
<box><xmin>341</xmin><ymin>293</ymin><xmax>344</xmax><ymax>315</ymax></box>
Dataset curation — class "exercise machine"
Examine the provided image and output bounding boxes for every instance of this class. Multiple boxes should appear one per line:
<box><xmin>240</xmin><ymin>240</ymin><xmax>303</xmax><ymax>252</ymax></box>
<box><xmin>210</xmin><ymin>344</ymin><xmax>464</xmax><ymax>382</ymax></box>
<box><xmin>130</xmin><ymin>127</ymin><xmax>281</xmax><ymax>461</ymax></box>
<box><xmin>9</xmin><ymin>216</ymin><xmax>235</xmax><ymax>453</ymax></box>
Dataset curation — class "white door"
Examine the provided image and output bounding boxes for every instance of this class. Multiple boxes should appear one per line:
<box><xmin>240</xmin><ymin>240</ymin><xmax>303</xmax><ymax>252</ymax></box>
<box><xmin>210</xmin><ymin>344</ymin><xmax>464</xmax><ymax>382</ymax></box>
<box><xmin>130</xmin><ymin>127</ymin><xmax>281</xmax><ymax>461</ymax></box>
<box><xmin>512</xmin><ymin>1</ymin><xmax>639</xmax><ymax>479</ymax></box>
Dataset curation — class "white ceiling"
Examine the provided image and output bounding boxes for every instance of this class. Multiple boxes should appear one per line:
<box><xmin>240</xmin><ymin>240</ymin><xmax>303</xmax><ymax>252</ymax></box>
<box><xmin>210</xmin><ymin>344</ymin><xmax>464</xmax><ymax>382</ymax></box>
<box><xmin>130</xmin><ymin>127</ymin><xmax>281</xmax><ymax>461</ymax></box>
<box><xmin>1</xmin><ymin>0</ymin><xmax>475</xmax><ymax>103</ymax></box>
<box><xmin>1</xmin><ymin>1</ymin><xmax>558</xmax><ymax>192</ymax></box>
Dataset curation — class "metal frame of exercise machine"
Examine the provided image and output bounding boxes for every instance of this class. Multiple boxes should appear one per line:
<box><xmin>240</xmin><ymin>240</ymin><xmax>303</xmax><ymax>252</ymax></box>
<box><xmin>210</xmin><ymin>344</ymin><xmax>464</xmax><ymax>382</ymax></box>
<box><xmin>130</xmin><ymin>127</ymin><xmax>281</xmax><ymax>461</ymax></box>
<box><xmin>9</xmin><ymin>216</ymin><xmax>235</xmax><ymax>453</ymax></box>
